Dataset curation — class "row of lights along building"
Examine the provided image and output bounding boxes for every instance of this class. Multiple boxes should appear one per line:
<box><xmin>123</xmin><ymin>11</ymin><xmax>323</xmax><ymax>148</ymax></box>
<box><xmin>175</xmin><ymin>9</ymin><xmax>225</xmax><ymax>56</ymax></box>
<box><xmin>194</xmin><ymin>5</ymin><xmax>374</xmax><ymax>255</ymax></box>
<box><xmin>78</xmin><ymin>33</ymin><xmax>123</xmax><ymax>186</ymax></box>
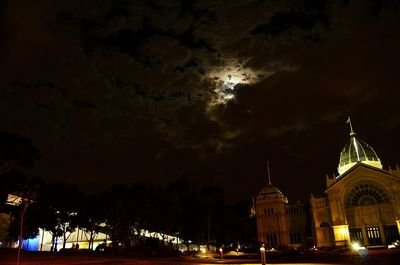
<box><xmin>255</xmin><ymin>120</ymin><xmax>400</xmax><ymax>249</ymax></box>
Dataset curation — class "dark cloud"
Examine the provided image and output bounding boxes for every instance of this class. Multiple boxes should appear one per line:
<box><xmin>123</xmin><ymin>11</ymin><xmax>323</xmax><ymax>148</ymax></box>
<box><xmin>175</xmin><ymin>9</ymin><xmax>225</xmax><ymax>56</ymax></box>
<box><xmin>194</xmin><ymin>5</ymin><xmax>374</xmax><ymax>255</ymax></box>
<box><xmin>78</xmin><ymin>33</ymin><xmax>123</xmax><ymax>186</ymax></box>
<box><xmin>1</xmin><ymin>0</ymin><xmax>400</xmax><ymax>202</ymax></box>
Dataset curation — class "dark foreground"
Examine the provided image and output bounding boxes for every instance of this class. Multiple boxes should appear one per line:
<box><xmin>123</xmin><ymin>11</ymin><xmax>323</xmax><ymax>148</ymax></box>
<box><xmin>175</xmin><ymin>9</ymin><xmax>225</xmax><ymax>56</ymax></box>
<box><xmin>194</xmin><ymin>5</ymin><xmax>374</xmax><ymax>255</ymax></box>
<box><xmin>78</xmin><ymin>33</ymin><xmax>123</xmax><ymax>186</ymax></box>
<box><xmin>1</xmin><ymin>249</ymin><xmax>400</xmax><ymax>265</ymax></box>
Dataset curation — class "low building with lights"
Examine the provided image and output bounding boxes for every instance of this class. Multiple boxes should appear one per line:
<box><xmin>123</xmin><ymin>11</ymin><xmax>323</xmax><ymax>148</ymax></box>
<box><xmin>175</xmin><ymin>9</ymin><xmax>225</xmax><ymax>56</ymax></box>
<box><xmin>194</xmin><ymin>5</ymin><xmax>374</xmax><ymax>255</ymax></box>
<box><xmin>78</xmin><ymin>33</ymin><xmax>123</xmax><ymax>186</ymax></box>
<box><xmin>1</xmin><ymin>194</ymin><xmax>183</xmax><ymax>251</ymax></box>
<box><xmin>255</xmin><ymin>176</ymin><xmax>307</xmax><ymax>249</ymax></box>
<box><xmin>311</xmin><ymin>122</ymin><xmax>400</xmax><ymax>248</ymax></box>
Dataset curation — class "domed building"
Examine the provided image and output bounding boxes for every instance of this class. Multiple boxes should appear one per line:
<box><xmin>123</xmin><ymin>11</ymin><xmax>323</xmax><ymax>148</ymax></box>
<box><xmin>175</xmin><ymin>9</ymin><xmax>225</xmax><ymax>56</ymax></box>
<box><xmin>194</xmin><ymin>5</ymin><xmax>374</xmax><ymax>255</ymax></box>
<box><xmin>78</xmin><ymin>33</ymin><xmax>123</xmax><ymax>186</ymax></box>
<box><xmin>256</xmin><ymin>165</ymin><xmax>307</xmax><ymax>248</ymax></box>
<box><xmin>311</xmin><ymin>119</ymin><xmax>400</xmax><ymax>247</ymax></box>
<box><xmin>337</xmin><ymin>125</ymin><xmax>382</xmax><ymax>175</ymax></box>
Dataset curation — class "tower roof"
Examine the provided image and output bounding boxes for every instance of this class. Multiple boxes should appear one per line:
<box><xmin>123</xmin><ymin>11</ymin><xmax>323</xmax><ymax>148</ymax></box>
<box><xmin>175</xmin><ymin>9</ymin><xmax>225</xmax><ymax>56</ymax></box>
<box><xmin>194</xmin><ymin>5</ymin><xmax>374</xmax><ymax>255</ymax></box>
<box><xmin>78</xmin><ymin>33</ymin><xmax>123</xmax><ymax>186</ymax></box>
<box><xmin>256</xmin><ymin>162</ymin><xmax>287</xmax><ymax>202</ymax></box>
<box><xmin>337</xmin><ymin>118</ymin><xmax>382</xmax><ymax>176</ymax></box>
<box><xmin>258</xmin><ymin>184</ymin><xmax>284</xmax><ymax>197</ymax></box>
<box><xmin>256</xmin><ymin>184</ymin><xmax>287</xmax><ymax>202</ymax></box>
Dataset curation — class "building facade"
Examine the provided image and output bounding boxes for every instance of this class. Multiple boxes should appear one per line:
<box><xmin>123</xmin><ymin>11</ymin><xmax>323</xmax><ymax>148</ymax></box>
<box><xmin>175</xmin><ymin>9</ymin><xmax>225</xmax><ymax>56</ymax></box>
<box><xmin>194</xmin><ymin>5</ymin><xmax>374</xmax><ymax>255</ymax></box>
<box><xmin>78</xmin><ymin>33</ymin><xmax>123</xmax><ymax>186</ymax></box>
<box><xmin>311</xmin><ymin>126</ymin><xmax>400</xmax><ymax>247</ymax></box>
<box><xmin>256</xmin><ymin>181</ymin><xmax>307</xmax><ymax>249</ymax></box>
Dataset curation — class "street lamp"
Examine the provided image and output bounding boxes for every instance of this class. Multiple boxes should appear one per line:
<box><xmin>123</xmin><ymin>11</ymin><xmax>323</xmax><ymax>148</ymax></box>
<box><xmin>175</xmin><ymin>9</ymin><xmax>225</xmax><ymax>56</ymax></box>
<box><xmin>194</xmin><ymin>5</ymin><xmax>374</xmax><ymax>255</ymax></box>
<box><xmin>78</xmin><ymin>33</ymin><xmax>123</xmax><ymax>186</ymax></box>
<box><xmin>260</xmin><ymin>244</ymin><xmax>266</xmax><ymax>265</ymax></box>
<box><xmin>219</xmin><ymin>247</ymin><xmax>223</xmax><ymax>259</ymax></box>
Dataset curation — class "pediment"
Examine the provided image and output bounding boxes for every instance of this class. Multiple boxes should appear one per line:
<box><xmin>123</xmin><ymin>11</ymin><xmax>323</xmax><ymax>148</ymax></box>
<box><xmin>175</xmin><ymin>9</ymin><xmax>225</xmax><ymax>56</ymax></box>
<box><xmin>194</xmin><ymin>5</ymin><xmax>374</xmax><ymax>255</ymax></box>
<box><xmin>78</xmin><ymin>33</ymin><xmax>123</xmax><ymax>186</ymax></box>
<box><xmin>325</xmin><ymin>163</ymin><xmax>400</xmax><ymax>193</ymax></box>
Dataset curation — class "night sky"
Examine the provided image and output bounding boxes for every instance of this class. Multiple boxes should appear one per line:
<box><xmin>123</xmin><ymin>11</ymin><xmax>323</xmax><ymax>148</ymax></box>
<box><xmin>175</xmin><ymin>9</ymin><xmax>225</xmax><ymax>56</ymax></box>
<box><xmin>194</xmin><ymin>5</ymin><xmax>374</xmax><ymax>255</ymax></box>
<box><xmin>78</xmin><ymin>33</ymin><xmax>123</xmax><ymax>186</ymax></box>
<box><xmin>2</xmin><ymin>0</ymin><xmax>400</xmax><ymax>202</ymax></box>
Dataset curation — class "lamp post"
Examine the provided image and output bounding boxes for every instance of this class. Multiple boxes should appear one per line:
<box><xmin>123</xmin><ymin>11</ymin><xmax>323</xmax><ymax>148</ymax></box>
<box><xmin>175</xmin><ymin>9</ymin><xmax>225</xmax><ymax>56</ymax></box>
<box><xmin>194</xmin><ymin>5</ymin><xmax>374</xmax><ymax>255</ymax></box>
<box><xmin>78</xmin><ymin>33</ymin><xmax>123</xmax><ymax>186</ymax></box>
<box><xmin>17</xmin><ymin>200</ymin><xmax>29</xmax><ymax>265</ymax></box>
<box><xmin>219</xmin><ymin>247</ymin><xmax>223</xmax><ymax>259</ymax></box>
<box><xmin>260</xmin><ymin>244</ymin><xmax>266</xmax><ymax>265</ymax></box>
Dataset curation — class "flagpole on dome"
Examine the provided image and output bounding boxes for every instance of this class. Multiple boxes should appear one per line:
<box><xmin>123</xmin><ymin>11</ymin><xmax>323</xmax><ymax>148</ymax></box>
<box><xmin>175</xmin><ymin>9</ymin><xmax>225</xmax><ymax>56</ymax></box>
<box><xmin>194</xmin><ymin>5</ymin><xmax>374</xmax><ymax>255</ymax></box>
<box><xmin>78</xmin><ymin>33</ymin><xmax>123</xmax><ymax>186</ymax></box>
<box><xmin>346</xmin><ymin>116</ymin><xmax>356</xmax><ymax>136</ymax></box>
<box><xmin>267</xmin><ymin>160</ymin><xmax>271</xmax><ymax>185</ymax></box>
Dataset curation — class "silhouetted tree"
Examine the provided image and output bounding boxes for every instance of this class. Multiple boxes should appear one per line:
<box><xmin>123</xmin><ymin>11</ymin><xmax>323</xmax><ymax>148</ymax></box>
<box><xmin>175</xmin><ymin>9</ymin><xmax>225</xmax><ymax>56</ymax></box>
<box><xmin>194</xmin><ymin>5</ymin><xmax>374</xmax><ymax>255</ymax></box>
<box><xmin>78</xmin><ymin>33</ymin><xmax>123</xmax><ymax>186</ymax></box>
<box><xmin>7</xmin><ymin>177</ymin><xmax>45</xmax><ymax>242</ymax></box>
<box><xmin>177</xmin><ymin>189</ymin><xmax>204</xmax><ymax>250</ymax></box>
<box><xmin>0</xmin><ymin>171</ymin><xmax>27</xmax><ymax>210</ymax></box>
<box><xmin>0</xmin><ymin>132</ymin><xmax>41</xmax><ymax>175</ymax></box>
<box><xmin>219</xmin><ymin>200</ymin><xmax>257</xmax><ymax>247</ymax></box>
<box><xmin>76</xmin><ymin>193</ymin><xmax>107</xmax><ymax>250</ymax></box>
<box><xmin>200</xmin><ymin>186</ymin><xmax>225</xmax><ymax>248</ymax></box>
<box><xmin>130</xmin><ymin>182</ymin><xmax>169</xmax><ymax>238</ymax></box>
<box><xmin>103</xmin><ymin>184</ymin><xmax>134</xmax><ymax>248</ymax></box>
<box><xmin>0</xmin><ymin>132</ymin><xmax>40</xmax><ymax>212</ymax></box>
<box><xmin>35</xmin><ymin>182</ymin><xmax>81</xmax><ymax>251</ymax></box>
<box><xmin>165</xmin><ymin>178</ymin><xmax>192</xmax><ymax>242</ymax></box>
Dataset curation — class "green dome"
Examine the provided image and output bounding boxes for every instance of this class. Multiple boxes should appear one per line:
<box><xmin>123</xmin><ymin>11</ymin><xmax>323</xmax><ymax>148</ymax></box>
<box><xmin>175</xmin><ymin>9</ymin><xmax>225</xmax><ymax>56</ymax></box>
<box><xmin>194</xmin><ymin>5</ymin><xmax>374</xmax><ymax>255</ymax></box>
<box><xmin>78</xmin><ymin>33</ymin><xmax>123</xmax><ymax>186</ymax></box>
<box><xmin>337</xmin><ymin>133</ymin><xmax>382</xmax><ymax>175</ymax></box>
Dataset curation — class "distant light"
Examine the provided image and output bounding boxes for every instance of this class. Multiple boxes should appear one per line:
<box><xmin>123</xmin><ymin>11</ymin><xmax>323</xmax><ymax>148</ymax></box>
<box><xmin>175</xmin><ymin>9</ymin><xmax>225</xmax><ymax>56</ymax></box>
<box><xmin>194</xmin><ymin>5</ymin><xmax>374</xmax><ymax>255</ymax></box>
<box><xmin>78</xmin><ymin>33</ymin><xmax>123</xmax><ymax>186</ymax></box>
<box><xmin>311</xmin><ymin>245</ymin><xmax>318</xmax><ymax>251</ymax></box>
<box><xmin>269</xmin><ymin>247</ymin><xmax>276</xmax><ymax>252</ymax></box>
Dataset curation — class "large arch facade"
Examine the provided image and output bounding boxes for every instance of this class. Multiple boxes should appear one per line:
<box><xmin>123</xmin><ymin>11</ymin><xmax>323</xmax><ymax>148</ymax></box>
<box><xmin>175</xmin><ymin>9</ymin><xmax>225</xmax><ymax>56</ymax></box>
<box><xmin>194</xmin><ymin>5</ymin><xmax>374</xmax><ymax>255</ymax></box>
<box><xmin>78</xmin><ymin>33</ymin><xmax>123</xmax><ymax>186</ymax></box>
<box><xmin>310</xmin><ymin>125</ymin><xmax>400</xmax><ymax>248</ymax></box>
<box><xmin>340</xmin><ymin>178</ymin><xmax>398</xmax><ymax>246</ymax></box>
<box><xmin>321</xmin><ymin>165</ymin><xmax>400</xmax><ymax>247</ymax></box>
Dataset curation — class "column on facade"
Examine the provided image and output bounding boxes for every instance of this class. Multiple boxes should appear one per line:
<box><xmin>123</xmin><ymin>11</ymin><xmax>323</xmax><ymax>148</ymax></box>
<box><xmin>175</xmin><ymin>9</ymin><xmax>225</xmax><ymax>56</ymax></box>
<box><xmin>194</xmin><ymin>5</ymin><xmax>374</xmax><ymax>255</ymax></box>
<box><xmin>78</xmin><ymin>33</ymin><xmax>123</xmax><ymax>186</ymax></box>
<box><xmin>361</xmin><ymin>224</ymin><xmax>368</xmax><ymax>246</ymax></box>
<box><xmin>396</xmin><ymin>219</ymin><xmax>400</xmax><ymax>238</ymax></box>
<box><xmin>378</xmin><ymin>223</ymin><xmax>387</xmax><ymax>244</ymax></box>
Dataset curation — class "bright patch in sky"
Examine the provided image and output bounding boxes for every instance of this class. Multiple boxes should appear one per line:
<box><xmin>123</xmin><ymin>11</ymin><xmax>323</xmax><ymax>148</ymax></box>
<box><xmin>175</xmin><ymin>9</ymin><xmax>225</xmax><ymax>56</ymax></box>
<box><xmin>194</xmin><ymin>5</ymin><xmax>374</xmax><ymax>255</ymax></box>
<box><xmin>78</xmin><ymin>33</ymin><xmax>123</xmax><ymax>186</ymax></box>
<box><xmin>206</xmin><ymin>59</ymin><xmax>266</xmax><ymax>107</ymax></box>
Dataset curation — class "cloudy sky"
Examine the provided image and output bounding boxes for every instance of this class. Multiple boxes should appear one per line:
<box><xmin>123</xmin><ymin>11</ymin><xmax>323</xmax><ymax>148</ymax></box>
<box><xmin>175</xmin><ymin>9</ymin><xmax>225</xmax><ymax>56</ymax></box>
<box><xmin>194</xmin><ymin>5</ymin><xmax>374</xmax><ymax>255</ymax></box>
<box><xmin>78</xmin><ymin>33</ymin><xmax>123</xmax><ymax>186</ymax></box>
<box><xmin>1</xmin><ymin>0</ymin><xmax>400</xmax><ymax>201</ymax></box>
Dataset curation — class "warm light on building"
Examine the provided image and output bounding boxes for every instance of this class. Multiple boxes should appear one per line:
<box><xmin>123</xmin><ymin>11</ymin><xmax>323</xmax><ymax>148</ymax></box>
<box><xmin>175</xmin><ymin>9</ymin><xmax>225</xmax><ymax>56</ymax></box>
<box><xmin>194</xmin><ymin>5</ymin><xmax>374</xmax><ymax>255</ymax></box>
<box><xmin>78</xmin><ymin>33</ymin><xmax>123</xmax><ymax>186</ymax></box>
<box><xmin>332</xmin><ymin>225</ymin><xmax>349</xmax><ymax>244</ymax></box>
<box><xmin>311</xmin><ymin>120</ymin><xmax>400</xmax><ymax>248</ymax></box>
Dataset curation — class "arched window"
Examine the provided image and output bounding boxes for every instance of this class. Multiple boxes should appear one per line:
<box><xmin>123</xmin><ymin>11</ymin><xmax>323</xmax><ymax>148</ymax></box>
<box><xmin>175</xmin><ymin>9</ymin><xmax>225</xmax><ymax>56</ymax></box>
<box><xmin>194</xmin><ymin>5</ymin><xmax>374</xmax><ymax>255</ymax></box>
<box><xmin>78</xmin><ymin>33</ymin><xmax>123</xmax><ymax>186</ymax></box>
<box><xmin>346</xmin><ymin>183</ymin><xmax>388</xmax><ymax>206</ymax></box>
<box><xmin>320</xmin><ymin>222</ymin><xmax>330</xmax><ymax>227</ymax></box>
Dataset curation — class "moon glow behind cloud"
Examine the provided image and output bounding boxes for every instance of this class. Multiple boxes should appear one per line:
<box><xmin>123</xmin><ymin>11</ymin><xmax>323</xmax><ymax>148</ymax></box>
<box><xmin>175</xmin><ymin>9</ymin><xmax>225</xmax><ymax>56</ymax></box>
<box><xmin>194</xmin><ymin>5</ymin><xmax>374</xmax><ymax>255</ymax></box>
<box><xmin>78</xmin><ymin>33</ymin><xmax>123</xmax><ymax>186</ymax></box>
<box><xmin>206</xmin><ymin>58</ymin><xmax>269</xmax><ymax>107</ymax></box>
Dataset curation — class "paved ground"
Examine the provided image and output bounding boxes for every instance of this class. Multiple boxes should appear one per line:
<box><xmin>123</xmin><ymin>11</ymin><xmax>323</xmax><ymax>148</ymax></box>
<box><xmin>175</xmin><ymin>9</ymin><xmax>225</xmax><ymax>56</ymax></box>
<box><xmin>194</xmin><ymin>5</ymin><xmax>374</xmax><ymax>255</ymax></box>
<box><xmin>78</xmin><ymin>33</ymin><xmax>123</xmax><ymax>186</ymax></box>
<box><xmin>1</xmin><ymin>249</ymin><xmax>399</xmax><ymax>265</ymax></box>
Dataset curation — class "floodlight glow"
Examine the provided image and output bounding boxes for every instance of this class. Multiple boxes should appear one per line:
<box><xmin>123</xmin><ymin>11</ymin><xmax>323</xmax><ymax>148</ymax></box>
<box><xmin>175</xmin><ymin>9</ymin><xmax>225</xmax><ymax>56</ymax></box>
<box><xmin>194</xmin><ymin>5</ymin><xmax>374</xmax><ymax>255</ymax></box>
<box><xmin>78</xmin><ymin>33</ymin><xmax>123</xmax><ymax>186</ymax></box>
<box><xmin>352</xmin><ymin>242</ymin><xmax>361</xmax><ymax>251</ymax></box>
<box><xmin>352</xmin><ymin>242</ymin><xmax>365</xmax><ymax>251</ymax></box>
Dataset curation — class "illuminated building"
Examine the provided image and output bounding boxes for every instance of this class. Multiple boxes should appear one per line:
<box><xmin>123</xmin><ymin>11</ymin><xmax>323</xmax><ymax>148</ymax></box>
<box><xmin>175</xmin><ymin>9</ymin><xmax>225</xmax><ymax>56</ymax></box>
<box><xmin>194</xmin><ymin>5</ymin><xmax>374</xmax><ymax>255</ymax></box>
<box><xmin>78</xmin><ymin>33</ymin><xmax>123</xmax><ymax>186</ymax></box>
<box><xmin>311</xmin><ymin>119</ymin><xmax>400</xmax><ymax>247</ymax></box>
<box><xmin>255</xmin><ymin>164</ymin><xmax>307</xmax><ymax>249</ymax></box>
<box><xmin>1</xmin><ymin>193</ymin><xmax>182</xmax><ymax>251</ymax></box>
